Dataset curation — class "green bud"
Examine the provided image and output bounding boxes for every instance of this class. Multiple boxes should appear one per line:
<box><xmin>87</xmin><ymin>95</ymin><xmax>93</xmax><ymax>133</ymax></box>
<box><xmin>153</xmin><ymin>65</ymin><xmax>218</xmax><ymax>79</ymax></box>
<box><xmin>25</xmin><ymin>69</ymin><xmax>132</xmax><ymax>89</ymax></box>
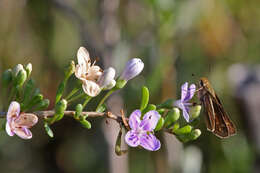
<box><xmin>1</xmin><ymin>69</ymin><xmax>12</xmax><ymax>87</ymax></box>
<box><xmin>44</xmin><ymin>122</ymin><xmax>54</xmax><ymax>138</ymax></box>
<box><xmin>155</xmin><ymin>117</ymin><xmax>164</xmax><ymax>131</ymax></box>
<box><xmin>55</xmin><ymin>99</ymin><xmax>67</xmax><ymax>121</ymax></box>
<box><xmin>157</xmin><ymin>99</ymin><xmax>174</xmax><ymax>109</ymax></box>
<box><xmin>174</xmin><ymin>125</ymin><xmax>192</xmax><ymax>135</ymax></box>
<box><xmin>14</xmin><ymin>69</ymin><xmax>27</xmax><ymax>86</ymax></box>
<box><xmin>79</xmin><ymin>119</ymin><xmax>91</xmax><ymax>129</ymax></box>
<box><xmin>115</xmin><ymin>128</ymin><xmax>127</xmax><ymax>156</ymax></box>
<box><xmin>64</xmin><ymin>61</ymin><xmax>75</xmax><ymax>80</ymax></box>
<box><xmin>75</xmin><ymin>104</ymin><xmax>83</xmax><ymax>120</ymax></box>
<box><xmin>34</xmin><ymin>99</ymin><xmax>50</xmax><ymax>110</ymax></box>
<box><xmin>189</xmin><ymin>105</ymin><xmax>201</xmax><ymax>119</ymax></box>
<box><xmin>142</xmin><ymin>104</ymin><xmax>157</xmax><ymax>115</ymax></box>
<box><xmin>25</xmin><ymin>63</ymin><xmax>32</xmax><ymax>78</ymax></box>
<box><xmin>12</xmin><ymin>64</ymin><xmax>24</xmax><ymax>77</ymax></box>
<box><xmin>140</xmin><ymin>86</ymin><xmax>149</xmax><ymax>111</ymax></box>
<box><xmin>190</xmin><ymin>129</ymin><xmax>201</xmax><ymax>140</ymax></box>
<box><xmin>55</xmin><ymin>81</ymin><xmax>65</xmax><ymax>104</ymax></box>
<box><xmin>115</xmin><ymin>79</ymin><xmax>127</xmax><ymax>89</ymax></box>
<box><xmin>164</xmin><ymin>108</ymin><xmax>180</xmax><ymax>128</ymax></box>
<box><xmin>157</xmin><ymin>108</ymin><xmax>165</xmax><ymax>115</ymax></box>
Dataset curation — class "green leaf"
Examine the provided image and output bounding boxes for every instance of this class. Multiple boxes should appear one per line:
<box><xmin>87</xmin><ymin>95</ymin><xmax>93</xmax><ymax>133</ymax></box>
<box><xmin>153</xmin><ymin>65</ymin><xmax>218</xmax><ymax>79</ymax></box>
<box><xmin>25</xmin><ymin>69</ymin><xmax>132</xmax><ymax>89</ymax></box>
<box><xmin>142</xmin><ymin>104</ymin><xmax>156</xmax><ymax>115</ymax></box>
<box><xmin>140</xmin><ymin>86</ymin><xmax>149</xmax><ymax>111</ymax></box>
<box><xmin>55</xmin><ymin>81</ymin><xmax>66</xmax><ymax>104</ymax></box>
<box><xmin>79</xmin><ymin>119</ymin><xmax>91</xmax><ymax>129</ymax></box>
<box><xmin>157</xmin><ymin>99</ymin><xmax>174</xmax><ymax>109</ymax></box>
<box><xmin>44</xmin><ymin>122</ymin><xmax>54</xmax><ymax>138</ymax></box>
<box><xmin>1</xmin><ymin>69</ymin><xmax>12</xmax><ymax>87</ymax></box>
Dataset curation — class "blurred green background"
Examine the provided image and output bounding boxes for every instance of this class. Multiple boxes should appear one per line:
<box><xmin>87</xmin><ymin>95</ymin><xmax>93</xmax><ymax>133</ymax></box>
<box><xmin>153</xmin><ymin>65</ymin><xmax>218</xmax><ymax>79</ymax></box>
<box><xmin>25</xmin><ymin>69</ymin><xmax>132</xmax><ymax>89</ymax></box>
<box><xmin>0</xmin><ymin>0</ymin><xmax>259</xmax><ymax>172</ymax></box>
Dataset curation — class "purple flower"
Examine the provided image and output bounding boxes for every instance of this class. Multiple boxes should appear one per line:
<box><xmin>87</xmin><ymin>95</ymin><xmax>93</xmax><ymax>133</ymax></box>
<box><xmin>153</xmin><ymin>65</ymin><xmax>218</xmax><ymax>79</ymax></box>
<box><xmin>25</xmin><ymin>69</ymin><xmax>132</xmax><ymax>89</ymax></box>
<box><xmin>6</xmin><ymin>101</ymin><xmax>38</xmax><ymax>139</ymax></box>
<box><xmin>120</xmin><ymin>58</ymin><xmax>144</xmax><ymax>81</ymax></box>
<box><xmin>174</xmin><ymin>82</ymin><xmax>196</xmax><ymax>122</ymax></box>
<box><xmin>125</xmin><ymin>110</ymin><xmax>161</xmax><ymax>151</ymax></box>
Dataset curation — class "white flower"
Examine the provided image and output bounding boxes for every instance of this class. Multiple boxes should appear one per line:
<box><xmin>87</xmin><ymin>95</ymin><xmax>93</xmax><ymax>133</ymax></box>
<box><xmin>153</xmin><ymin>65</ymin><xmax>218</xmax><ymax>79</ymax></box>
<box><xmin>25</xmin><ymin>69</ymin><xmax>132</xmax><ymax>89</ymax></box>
<box><xmin>6</xmin><ymin>101</ymin><xmax>38</xmax><ymax>139</ymax></box>
<box><xmin>75</xmin><ymin>47</ymin><xmax>116</xmax><ymax>96</ymax></box>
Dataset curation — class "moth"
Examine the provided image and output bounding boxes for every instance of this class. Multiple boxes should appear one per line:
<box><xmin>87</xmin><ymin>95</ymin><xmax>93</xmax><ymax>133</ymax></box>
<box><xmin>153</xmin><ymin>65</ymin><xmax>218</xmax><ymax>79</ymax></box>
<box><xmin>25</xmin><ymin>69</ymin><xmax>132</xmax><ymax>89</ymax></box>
<box><xmin>198</xmin><ymin>77</ymin><xmax>236</xmax><ymax>138</ymax></box>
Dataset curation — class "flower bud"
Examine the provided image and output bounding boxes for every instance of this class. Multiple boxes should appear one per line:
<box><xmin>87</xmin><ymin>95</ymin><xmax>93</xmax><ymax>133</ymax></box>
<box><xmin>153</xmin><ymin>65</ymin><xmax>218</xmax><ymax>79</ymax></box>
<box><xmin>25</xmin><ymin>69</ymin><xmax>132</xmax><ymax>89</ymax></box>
<box><xmin>25</xmin><ymin>63</ymin><xmax>32</xmax><ymax>78</ymax></box>
<box><xmin>64</xmin><ymin>61</ymin><xmax>75</xmax><ymax>80</ymax></box>
<box><xmin>189</xmin><ymin>105</ymin><xmax>201</xmax><ymax>119</ymax></box>
<box><xmin>79</xmin><ymin>119</ymin><xmax>91</xmax><ymax>129</ymax></box>
<box><xmin>55</xmin><ymin>99</ymin><xmax>67</xmax><ymax>121</ymax></box>
<box><xmin>12</xmin><ymin>64</ymin><xmax>24</xmax><ymax>77</ymax></box>
<box><xmin>14</xmin><ymin>69</ymin><xmax>27</xmax><ymax>86</ymax></box>
<box><xmin>155</xmin><ymin>117</ymin><xmax>165</xmax><ymax>131</ymax></box>
<box><xmin>120</xmin><ymin>58</ymin><xmax>144</xmax><ymax>81</ymax></box>
<box><xmin>98</xmin><ymin>67</ymin><xmax>116</xmax><ymax>89</ymax></box>
<box><xmin>174</xmin><ymin>125</ymin><xmax>192</xmax><ymax>135</ymax></box>
<box><xmin>1</xmin><ymin>69</ymin><xmax>12</xmax><ymax>87</ymax></box>
<box><xmin>74</xmin><ymin>104</ymin><xmax>83</xmax><ymax>120</ymax></box>
<box><xmin>35</xmin><ymin>99</ymin><xmax>50</xmax><ymax>110</ymax></box>
<box><xmin>190</xmin><ymin>129</ymin><xmax>201</xmax><ymax>140</ymax></box>
<box><xmin>164</xmin><ymin>108</ymin><xmax>180</xmax><ymax>128</ymax></box>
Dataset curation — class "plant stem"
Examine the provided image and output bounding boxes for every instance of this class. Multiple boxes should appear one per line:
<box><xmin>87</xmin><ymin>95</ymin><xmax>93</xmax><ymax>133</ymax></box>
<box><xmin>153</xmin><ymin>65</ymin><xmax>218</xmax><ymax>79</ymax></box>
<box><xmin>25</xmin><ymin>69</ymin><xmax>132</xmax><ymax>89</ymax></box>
<box><xmin>82</xmin><ymin>95</ymin><xmax>92</xmax><ymax>109</ymax></box>
<box><xmin>96</xmin><ymin>89</ymin><xmax>115</xmax><ymax>111</ymax></box>
<box><xmin>65</xmin><ymin>87</ymin><xmax>79</xmax><ymax>100</ymax></box>
<box><xmin>67</xmin><ymin>92</ymin><xmax>86</xmax><ymax>103</ymax></box>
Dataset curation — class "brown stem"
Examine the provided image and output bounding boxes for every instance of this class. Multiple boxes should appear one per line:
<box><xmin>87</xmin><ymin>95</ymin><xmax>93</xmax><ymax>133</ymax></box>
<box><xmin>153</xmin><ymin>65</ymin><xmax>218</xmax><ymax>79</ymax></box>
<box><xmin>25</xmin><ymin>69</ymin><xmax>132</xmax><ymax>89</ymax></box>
<box><xmin>0</xmin><ymin>110</ymin><xmax>124</xmax><ymax>123</ymax></box>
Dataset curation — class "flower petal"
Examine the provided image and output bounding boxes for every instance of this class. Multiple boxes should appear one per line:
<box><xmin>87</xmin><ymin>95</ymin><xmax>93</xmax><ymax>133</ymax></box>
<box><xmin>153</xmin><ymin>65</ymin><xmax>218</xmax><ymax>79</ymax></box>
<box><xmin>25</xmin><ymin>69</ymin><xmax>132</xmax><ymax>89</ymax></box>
<box><xmin>128</xmin><ymin>110</ymin><xmax>141</xmax><ymax>130</ymax></box>
<box><xmin>77</xmin><ymin>47</ymin><xmax>90</xmax><ymax>73</ymax></box>
<box><xmin>5</xmin><ymin>122</ymin><xmax>14</xmax><ymax>136</ymax></box>
<box><xmin>13</xmin><ymin>127</ymin><xmax>32</xmax><ymax>139</ymax></box>
<box><xmin>181</xmin><ymin>82</ymin><xmax>189</xmax><ymax>101</ymax></box>
<box><xmin>140</xmin><ymin>110</ymin><xmax>161</xmax><ymax>131</ymax></box>
<box><xmin>140</xmin><ymin>133</ymin><xmax>161</xmax><ymax>151</ymax></box>
<box><xmin>188</xmin><ymin>84</ymin><xmax>196</xmax><ymax>100</ymax></box>
<box><xmin>14</xmin><ymin>113</ymin><xmax>38</xmax><ymax>128</ymax></box>
<box><xmin>82</xmin><ymin>80</ymin><xmax>101</xmax><ymax>97</ymax></box>
<box><xmin>6</xmin><ymin>101</ymin><xmax>20</xmax><ymax>122</ymax></box>
<box><xmin>181</xmin><ymin>82</ymin><xmax>196</xmax><ymax>102</ymax></box>
<box><xmin>125</xmin><ymin>130</ymin><xmax>140</xmax><ymax>147</ymax></box>
<box><xmin>176</xmin><ymin>101</ymin><xmax>190</xmax><ymax>122</ymax></box>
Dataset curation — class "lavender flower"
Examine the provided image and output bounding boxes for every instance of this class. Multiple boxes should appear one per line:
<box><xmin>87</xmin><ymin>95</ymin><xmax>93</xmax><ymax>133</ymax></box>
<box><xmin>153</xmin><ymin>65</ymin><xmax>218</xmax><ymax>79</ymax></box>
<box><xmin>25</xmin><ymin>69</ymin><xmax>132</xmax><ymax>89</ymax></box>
<box><xmin>120</xmin><ymin>58</ymin><xmax>144</xmax><ymax>81</ymax></box>
<box><xmin>125</xmin><ymin>110</ymin><xmax>161</xmax><ymax>151</ymax></box>
<box><xmin>174</xmin><ymin>82</ymin><xmax>196</xmax><ymax>122</ymax></box>
<box><xmin>6</xmin><ymin>101</ymin><xmax>38</xmax><ymax>139</ymax></box>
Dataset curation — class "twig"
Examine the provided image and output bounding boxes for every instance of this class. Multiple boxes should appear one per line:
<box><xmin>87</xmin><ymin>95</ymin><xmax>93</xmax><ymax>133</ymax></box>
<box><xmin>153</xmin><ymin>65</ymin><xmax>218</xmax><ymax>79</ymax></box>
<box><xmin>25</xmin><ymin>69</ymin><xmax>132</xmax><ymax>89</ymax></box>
<box><xmin>0</xmin><ymin>110</ymin><xmax>124</xmax><ymax>123</ymax></box>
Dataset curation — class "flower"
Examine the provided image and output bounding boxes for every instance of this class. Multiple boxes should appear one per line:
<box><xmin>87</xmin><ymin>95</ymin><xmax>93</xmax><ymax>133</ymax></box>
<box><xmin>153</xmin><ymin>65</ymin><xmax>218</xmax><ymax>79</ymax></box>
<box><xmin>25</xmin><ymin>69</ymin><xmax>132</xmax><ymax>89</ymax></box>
<box><xmin>120</xmin><ymin>58</ymin><xmax>144</xmax><ymax>81</ymax></box>
<box><xmin>174</xmin><ymin>82</ymin><xmax>196</xmax><ymax>122</ymax></box>
<box><xmin>125</xmin><ymin>110</ymin><xmax>161</xmax><ymax>151</ymax></box>
<box><xmin>75</xmin><ymin>47</ymin><xmax>103</xmax><ymax>97</ymax></box>
<box><xmin>97</xmin><ymin>67</ymin><xmax>116</xmax><ymax>90</ymax></box>
<box><xmin>6</xmin><ymin>101</ymin><xmax>38</xmax><ymax>139</ymax></box>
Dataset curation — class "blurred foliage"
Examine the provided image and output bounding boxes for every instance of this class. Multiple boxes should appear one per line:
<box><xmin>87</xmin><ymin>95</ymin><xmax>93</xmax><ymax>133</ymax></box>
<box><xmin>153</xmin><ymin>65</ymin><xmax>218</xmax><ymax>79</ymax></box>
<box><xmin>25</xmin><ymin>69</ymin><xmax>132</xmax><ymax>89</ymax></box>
<box><xmin>0</xmin><ymin>0</ymin><xmax>258</xmax><ymax>172</ymax></box>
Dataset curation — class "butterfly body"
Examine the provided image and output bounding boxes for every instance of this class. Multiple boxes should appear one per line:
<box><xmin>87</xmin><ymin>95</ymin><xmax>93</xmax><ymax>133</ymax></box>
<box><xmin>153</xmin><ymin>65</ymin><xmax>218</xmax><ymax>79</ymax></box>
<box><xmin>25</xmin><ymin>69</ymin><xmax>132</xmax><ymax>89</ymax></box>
<box><xmin>198</xmin><ymin>77</ymin><xmax>236</xmax><ymax>138</ymax></box>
